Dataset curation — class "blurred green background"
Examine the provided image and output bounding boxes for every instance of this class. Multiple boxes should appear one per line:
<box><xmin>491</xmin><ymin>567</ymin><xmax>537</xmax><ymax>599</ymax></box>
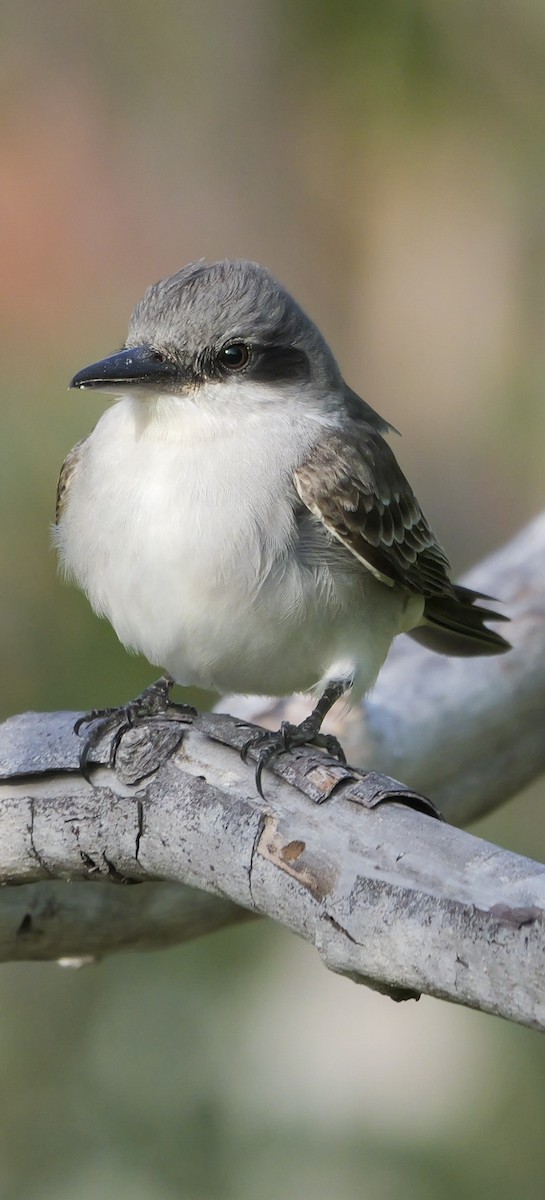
<box><xmin>2</xmin><ymin>1</ymin><xmax>545</xmax><ymax>1196</ymax></box>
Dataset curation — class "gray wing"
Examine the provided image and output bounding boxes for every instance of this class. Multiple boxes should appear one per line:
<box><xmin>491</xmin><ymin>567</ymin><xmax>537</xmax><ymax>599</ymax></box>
<box><xmin>294</xmin><ymin>423</ymin><xmax>454</xmax><ymax>598</ymax></box>
<box><xmin>55</xmin><ymin>439</ymin><xmax>86</xmax><ymax>525</ymax></box>
<box><xmin>294</xmin><ymin>420</ymin><xmax>510</xmax><ymax>655</ymax></box>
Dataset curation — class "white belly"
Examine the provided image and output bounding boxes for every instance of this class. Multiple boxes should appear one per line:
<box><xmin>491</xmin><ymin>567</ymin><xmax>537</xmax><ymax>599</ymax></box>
<box><xmin>56</xmin><ymin>395</ymin><xmax>419</xmax><ymax>698</ymax></box>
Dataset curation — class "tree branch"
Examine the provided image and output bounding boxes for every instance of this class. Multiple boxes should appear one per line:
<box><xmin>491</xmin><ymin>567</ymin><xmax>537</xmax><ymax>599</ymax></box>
<box><xmin>0</xmin><ymin>514</ymin><xmax>544</xmax><ymax>1030</ymax></box>
<box><xmin>0</xmin><ymin>704</ymin><xmax>543</xmax><ymax>1029</ymax></box>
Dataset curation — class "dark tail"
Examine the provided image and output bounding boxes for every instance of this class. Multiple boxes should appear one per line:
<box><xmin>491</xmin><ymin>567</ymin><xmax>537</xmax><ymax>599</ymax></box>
<box><xmin>408</xmin><ymin>585</ymin><xmax>511</xmax><ymax>657</ymax></box>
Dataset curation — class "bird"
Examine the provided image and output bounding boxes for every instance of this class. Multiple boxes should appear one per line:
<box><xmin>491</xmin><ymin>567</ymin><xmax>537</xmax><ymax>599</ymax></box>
<box><xmin>55</xmin><ymin>259</ymin><xmax>510</xmax><ymax>791</ymax></box>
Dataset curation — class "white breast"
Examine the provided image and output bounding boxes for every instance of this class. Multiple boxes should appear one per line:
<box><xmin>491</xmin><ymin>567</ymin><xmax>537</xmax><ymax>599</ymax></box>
<box><xmin>56</xmin><ymin>387</ymin><xmax>418</xmax><ymax>697</ymax></box>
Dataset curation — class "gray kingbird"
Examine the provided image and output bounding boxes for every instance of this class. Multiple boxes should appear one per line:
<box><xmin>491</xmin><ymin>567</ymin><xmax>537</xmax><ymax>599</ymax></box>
<box><xmin>55</xmin><ymin>259</ymin><xmax>509</xmax><ymax>789</ymax></box>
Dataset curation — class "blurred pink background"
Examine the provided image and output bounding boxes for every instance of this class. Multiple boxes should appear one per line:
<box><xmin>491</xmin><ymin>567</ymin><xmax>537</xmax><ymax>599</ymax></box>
<box><xmin>2</xmin><ymin>2</ymin><xmax>545</xmax><ymax>1197</ymax></box>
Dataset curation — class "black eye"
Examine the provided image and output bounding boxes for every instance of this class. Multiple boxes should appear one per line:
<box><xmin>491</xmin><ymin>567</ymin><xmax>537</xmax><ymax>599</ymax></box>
<box><xmin>218</xmin><ymin>343</ymin><xmax>250</xmax><ymax>371</ymax></box>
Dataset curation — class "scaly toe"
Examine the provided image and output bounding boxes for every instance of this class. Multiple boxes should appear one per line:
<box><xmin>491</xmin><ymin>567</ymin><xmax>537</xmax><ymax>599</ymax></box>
<box><xmin>74</xmin><ymin>706</ymin><xmax>118</xmax><ymax>736</ymax></box>
<box><xmin>240</xmin><ymin>721</ymin><xmax>347</xmax><ymax>798</ymax></box>
<box><xmin>78</xmin><ymin>709</ymin><xmax>129</xmax><ymax>779</ymax></box>
<box><xmin>309</xmin><ymin>731</ymin><xmax>346</xmax><ymax>763</ymax></box>
<box><xmin>75</xmin><ymin>682</ymin><xmax>196</xmax><ymax>778</ymax></box>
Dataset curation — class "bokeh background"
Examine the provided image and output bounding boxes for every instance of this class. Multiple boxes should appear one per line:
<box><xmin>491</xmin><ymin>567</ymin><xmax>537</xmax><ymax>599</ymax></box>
<box><xmin>2</xmin><ymin>1</ymin><xmax>545</xmax><ymax>1196</ymax></box>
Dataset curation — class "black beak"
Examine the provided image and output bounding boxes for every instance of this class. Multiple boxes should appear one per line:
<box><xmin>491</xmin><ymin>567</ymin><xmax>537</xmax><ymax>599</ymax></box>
<box><xmin>69</xmin><ymin>346</ymin><xmax>178</xmax><ymax>391</ymax></box>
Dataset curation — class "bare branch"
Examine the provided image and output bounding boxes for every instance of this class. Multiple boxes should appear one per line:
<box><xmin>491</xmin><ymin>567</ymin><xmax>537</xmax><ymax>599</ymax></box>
<box><xmin>1</xmin><ymin>702</ymin><xmax>545</xmax><ymax>1031</ymax></box>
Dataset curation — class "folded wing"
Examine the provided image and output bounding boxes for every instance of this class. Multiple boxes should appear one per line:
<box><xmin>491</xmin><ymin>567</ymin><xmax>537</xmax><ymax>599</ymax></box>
<box><xmin>294</xmin><ymin>414</ymin><xmax>510</xmax><ymax>656</ymax></box>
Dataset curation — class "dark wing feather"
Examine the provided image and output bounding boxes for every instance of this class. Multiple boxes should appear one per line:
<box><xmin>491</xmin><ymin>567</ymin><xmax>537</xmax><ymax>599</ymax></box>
<box><xmin>294</xmin><ymin>419</ymin><xmax>510</xmax><ymax>655</ymax></box>
<box><xmin>55</xmin><ymin>439</ymin><xmax>85</xmax><ymax>525</ymax></box>
<box><xmin>294</xmin><ymin>423</ymin><xmax>454</xmax><ymax>598</ymax></box>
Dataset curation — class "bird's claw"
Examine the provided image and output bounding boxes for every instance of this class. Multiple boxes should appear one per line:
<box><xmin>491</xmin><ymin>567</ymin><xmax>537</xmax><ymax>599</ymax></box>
<box><xmin>240</xmin><ymin>720</ymin><xmax>346</xmax><ymax>799</ymax></box>
<box><xmin>74</xmin><ymin>677</ymin><xmax>196</xmax><ymax>778</ymax></box>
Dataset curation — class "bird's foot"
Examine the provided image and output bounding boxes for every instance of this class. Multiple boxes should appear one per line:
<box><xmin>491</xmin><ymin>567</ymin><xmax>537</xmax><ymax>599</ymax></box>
<box><xmin>74</xmin><ymin>675</ymin><xmax>196</xmax><ymax>779</ymax></box>
<box><xmin>241</xmin><ymin>716</ymin><xmax>346</xmax><ymax>799</ymax></box>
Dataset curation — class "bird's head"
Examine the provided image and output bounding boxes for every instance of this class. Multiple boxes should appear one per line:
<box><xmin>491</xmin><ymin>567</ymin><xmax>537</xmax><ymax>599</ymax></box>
<box><xmin>69</xmin><ymin>260</ymin><xmax>342</xmax><ymax>406</ymax></box>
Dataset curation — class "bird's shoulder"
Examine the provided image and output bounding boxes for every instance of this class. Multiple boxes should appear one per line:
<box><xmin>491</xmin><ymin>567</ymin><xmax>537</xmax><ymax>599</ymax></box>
<box><xmin>55</xmin><ymin>438</ymin><xmax>87</xmax><ymax>525</ymax></box>
<box><xmin>293</xmin><ymin>412</ymin><xmax>453</xmax><ymax>597</ymax></box>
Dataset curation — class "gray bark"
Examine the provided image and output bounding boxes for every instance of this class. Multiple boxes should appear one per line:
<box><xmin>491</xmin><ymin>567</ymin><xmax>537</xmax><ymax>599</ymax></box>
<box><xmin>0</xmin><ymin>514</ymin><xmax>544</xmax><ymax>1030</ymax></box>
